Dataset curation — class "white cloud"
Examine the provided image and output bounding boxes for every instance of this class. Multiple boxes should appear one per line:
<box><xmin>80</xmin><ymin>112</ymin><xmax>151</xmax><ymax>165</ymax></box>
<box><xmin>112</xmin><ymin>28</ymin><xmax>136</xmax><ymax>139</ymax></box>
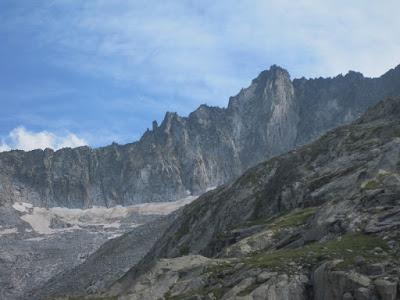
<box><xmin>0</xmin><ymin>144</ymin><xmax>11</xmax><ymax>152</ymax></box>
<box><xmin>0</xmin><ymin>127</ymin><xmax>87</xmax><ymax>152</ymax></box>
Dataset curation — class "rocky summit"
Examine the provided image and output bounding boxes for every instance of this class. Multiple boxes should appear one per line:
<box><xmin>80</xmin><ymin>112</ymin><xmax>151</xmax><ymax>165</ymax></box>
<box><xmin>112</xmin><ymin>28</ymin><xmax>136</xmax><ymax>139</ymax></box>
<box><xmin>1</xmin><ymin>65</ymin><xmax>400</xmax><ymax>208</ymax></box>
<box><xmin>44</xmin><ymin>96</ymin><xmax>400</xmax><ymax>300</ymax></box>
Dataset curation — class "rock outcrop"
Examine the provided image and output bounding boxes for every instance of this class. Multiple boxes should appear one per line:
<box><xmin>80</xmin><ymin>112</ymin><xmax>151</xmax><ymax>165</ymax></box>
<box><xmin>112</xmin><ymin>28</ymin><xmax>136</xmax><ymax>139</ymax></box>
<box><xmin>1</xmin><ymin>65</ymin><xmax>400</xmax><ymax>208</ymax></box>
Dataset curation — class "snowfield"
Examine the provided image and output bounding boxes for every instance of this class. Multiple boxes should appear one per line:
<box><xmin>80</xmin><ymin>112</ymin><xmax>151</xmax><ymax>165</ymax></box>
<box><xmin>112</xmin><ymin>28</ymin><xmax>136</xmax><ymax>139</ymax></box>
<box><xmin>10</xmin><ymin>196</ymin><xmax>196</xmax><ymax>236</ymax></box>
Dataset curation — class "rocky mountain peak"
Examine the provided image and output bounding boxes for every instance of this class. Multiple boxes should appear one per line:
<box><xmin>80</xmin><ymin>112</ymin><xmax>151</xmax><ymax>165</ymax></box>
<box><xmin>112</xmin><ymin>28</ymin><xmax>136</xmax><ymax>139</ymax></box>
<box><xmin>344</xmin><ymin>70</ymin><xmax>364</xmax><ymax>81</ymax></box>
<box><xmin>152</xmin><ymin>120</ymin><xmax>158</xmax><ymax>131</ymax></box>
<box><xmin>251</xmin><ymin>65</ymin><xmax>292</xmax><ymax>103</ymax></box>
<box><xmin>227</xmin><ymin>65</ymin><xmax>293</xmax><ymax>115</ymax></box>
<box><xmin>162</xmin><ymin>111</ymin><xmax>178</xmax><ymax>123</ymax></box>
<box><xmin>160</xmin><ymin>111</ymin><xmax>181</xmax><ymax>131</ymax></box>
<box><xmin>252</xmin><ymin>64</ymin><xmax>290</xmax><ymax>85</ymax></box>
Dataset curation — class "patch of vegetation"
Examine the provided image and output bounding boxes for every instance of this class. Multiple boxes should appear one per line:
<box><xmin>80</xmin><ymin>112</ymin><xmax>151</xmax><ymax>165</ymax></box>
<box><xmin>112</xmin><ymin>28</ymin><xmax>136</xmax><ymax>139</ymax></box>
<box><xmin>205</xmin><ymin>261</ymin><xmax>234</xmax><ymax>277</ymax></box>
<box><xmin>361</xmin><ymin>170</ymin><xmax>392</xmax><ymax>190</ymax></box>
<box><xmin>66</xmin><ymin>296</ymin><xmax>117</xmax><ymax>300</ymax></box>
<box><xmin>165</xmin><ymin>286</ymin><xmax>229</xmax><ymax>300</ymax></box>
<box><xmin>242</xmin><ymin>207</ymin><xmax>316</xmax><ymax>231</ymax></box>
<box><xmin>179</xmin><ymin>245</ymin><xmax>190</xmax><ymax>256</ymax></box>
<box><xmin>211</xmin><ymin>286</ymin><xmax>230</xmax><ymax>298</ymax></box>
<box><xmin>243</xmin><ymin>233</ymin><xmax>390</xmax><ymax>272</ymax></box>
<box><xmin>362</xmin><ymin>179</ymin><xmax>381</xmax><ymax>190</ymax></box>
<box><xmin>165</xmin><ymin>289</ymin><xmax>204</xmax><ymax>300</ymax></box>
<box><xmin>239</xmin><ymin>215</ymin><xmax>275</xmax><ymax>228</ymax></box>
<box><xmin>268</xmin><ymin>207</ymin><xmax>316</xmax><ymax>231</ymax></box>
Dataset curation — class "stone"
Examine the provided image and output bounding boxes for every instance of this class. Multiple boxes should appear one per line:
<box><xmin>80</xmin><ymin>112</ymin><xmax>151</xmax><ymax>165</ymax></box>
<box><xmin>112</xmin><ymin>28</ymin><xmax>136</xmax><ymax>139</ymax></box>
<box><xmin>387</xmin><ymin>240</ymin><xmax>397</xmax><ymax>249</ymax></box>
<box><xmin>313</xmin><ymin>262</ymin><xmax>372</xmax><ymax>300</ymax></box>
<box><xmin>343</xmin><ymin>292</ymin><xmax>354</xmax><ymax>300</ymax></box>
<box><xmin>364</xmin><ymin>263</ymin><xmax>385</xmax><ymax>276</ymax></box>
<box><xmin>347</xmin><ymin>272</ymin><xmax>371</xmax><ymax>288</ymax></box>
<box><xmin>251</xmin><ymin>274</ymin><xmax>307</xmax><ymax>300</ymax></box>
<box><xmin>221</xmin><ymin>277</ymin><xmax>256</xmax><ymax>299</ymax></box>
<box><xmin>354</xmin><ymin>287</ymin><xmax>372</xmax><ymax>300</ymax></box>
<box><xmin>234</xmin><ymin>262</ymin><xmax>245</xmax><ymax>270</ymax></box>
<box><xmin>256</xmin><ymin>271</ymin><xmax>278</xmax><ymax>283</ymax></box>
<box><xmin>374</xmin><ymin>279</ymin><xmax>397</xmax><ymax>300</ymax></box>
<box><xmin>354</xmin><ymin>256</ymin><xmax>365</xmax><ymax>266</ymax></box>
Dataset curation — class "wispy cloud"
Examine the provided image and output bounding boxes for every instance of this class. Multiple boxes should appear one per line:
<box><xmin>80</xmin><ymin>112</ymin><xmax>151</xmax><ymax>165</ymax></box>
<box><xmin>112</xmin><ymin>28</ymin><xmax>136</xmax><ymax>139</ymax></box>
<box><xmin>0</xmin><ymin>127</ymin><xmax>87</xmax><ymax>152</ymax></box>
<box><xmin>30</xmin><ymin>0</ymin><xmax>400</xmax><ymax>79</ymax></box>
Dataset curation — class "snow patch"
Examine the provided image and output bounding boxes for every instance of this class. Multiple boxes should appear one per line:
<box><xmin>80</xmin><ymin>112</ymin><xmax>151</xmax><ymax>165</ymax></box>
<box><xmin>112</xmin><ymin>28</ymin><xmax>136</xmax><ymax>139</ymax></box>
<box><xmin>13</xmin><ymin>196</ymin><xmax>196</xmax><ymax>235</ymax></box>
<box><xmin>12</xmin><ymin>202</ymin><xmax>33</xmax><ymax>213</ymax></box>
<box><xmin>20</xmin><ymin>208</ymin><xmax>53</xmax><ymax>234</ymax></box>
<box><xmin>24</xmin><ymin>236</ymin><xmax>46</xmax><ymax>242</ymax></box>
<box><xmin>0</xmin><ymin>227</ymin><xmax>18</xmax><ymax>235</ymax></box>
<box><xmin>107</xmin><ymin>233</ymin><xmax>124</xmax><ymax>240</ymax></box>
<box><xmin>206</xmin><ymin>186</ymin><xmax>217</xmax><ymax>192</ymax></box>
<box><xmin>131</xmin><ymin>196</ymin><xmax>195</xmax><ymax>215</ymax></box>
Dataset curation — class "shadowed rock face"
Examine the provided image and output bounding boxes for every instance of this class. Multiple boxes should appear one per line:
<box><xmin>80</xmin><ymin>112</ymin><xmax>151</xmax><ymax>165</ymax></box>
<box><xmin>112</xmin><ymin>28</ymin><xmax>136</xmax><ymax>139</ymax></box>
<box><xmin>1</xmin><ymin>65</ymin><xmax>400</xmax><ymax>208</ymax></box>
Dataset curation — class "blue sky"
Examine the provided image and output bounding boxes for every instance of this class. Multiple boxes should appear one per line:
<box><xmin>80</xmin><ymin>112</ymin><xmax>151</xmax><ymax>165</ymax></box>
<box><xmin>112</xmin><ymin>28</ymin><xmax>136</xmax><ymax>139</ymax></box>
<box><xmin>1</xmin><ymin>0</ymin><xmax>400</xmax><ymax>151</ymax></box>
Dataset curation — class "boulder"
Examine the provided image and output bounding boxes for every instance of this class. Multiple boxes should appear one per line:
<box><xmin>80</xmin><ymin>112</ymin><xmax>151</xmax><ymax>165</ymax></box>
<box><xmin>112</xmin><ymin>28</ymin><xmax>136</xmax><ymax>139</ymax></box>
<box><xmin>313</xmin><ymin>261</ymin><xmax>371</xmax><ymax>300</ymax></box>
<box><xmin>374</xmin><ymin>279</ymin><xmax>397</xmax><ymax>300</ymax></box>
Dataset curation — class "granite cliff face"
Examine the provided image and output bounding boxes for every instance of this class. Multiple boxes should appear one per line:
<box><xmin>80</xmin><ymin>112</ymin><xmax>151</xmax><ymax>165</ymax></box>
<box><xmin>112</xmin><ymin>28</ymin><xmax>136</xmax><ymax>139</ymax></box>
<box><xmin>1</xmin><ymin>65</ymin><xmax>400</xmax><ymax>208</ymax></box>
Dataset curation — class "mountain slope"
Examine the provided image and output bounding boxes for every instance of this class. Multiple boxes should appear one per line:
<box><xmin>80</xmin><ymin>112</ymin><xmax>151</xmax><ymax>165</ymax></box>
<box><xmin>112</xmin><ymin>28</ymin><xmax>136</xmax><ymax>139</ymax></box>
<box><xmin>96</xmin><ymin>97</ymin><xmax>400</xmax><ymax>300</ymax></box>
<box><xmin>25</xmin><ymin>212</ymin><xmax>177</xmax><ymax>300</ymax></box>
<box><xmin>1</xmin><ymin>65</ymin><xmax>400</xmax><ymax>208</ymax></box>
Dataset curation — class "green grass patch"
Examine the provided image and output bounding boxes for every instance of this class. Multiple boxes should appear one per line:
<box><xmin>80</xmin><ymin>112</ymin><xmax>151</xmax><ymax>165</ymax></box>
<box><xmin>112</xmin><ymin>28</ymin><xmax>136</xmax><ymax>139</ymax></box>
<box><xmin>66</xmin><ymin>296</ymin><xmax>117</xmax><ymax>300</ymax></box>
<box><xmin>362</xmin><ymin>179</ymin><xmax>381</xmax><ymax>190</ymax></box>
<box><xmin>361</xmin><ymin>170</ymin><xmax>394</xmax><ymax>190</ymax></box>
<box><xmin>243</xmin><ymin>233</ymin><xmax>391</xmax><ymax>271</ymax></box>
<box><xmin>204</xmin><ymin>261</ymin><xmax>234</xmax><ymax>277</ymax></box>
<box><xmin>165</xmin><ymin>286</ymin><xmax>229</xmax><ymax>300</ymax></box>
<box><xmin>239</xmin><ymin>216</ymin><xmax>275</xmax><ymax>228</ymax></box>
<box><xmin>242</xmin><ymin>207</ymin><xmax>316</xmax><ymax>231</ymax></box>
<box><xmin>165</xmin><ymin>289</ymin><xmax>204</xmax><ymax>300</ymax></box>
<box><xmin>268</xmin><ymin>207</ymin><xmax>316</xmax><ymax>231</ymax></box>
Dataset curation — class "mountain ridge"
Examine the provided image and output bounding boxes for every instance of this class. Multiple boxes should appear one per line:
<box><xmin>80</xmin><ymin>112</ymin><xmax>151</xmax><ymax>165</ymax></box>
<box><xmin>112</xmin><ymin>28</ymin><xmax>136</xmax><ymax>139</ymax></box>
<box><xmin>1</xmin><ymin>64</ymin><xmax>400</xmax><ymax>208</ymax></box>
